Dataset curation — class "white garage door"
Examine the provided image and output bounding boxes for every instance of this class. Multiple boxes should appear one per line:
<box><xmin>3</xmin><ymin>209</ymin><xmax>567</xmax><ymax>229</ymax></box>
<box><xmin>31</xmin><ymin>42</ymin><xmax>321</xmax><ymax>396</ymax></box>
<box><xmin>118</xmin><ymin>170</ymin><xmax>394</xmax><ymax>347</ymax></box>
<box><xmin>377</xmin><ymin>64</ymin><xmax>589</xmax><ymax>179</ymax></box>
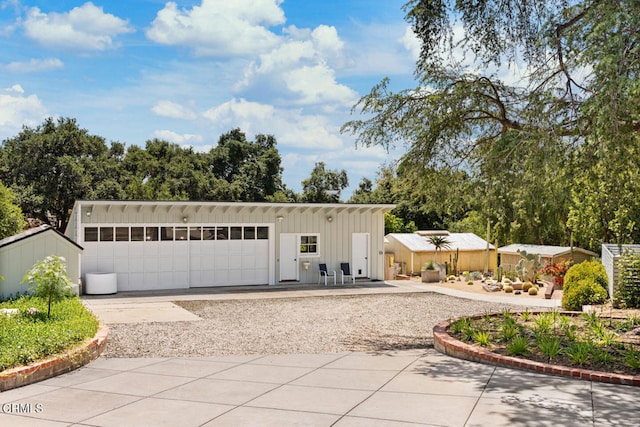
<box><xmin>81</xmin><ymin>224</ymin><xmax>271</xmax><ymax>291</ymax></box>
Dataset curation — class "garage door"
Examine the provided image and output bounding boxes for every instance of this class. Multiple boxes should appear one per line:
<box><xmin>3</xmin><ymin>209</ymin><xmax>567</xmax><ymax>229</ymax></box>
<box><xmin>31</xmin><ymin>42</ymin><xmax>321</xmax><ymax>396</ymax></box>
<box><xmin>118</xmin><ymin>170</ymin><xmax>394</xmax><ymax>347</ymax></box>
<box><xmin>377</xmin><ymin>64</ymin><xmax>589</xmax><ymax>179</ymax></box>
<box><xmin>189</xmin><ymin>225</ymin><xmax>270</xmax><ymax>287</ymax></box>
<box><xmin>81</xmin><ymin>224</ymin><xmax>271</xmax><ymax>291</ymax></box>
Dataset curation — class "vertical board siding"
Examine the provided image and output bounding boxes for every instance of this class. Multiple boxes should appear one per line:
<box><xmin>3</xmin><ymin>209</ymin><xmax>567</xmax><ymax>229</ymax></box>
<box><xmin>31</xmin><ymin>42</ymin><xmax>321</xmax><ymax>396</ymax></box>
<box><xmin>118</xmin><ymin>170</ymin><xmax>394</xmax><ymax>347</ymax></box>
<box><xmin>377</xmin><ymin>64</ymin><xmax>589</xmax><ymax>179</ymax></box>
<box><xmin>69</xmin><ymin>201</ymin><xmax>393</xmax><ymax>290</ymax></box>
<box><xmin>0</xmin><ymin>232</ymin><xmax>82</xmax><ymax>299</ymax></box>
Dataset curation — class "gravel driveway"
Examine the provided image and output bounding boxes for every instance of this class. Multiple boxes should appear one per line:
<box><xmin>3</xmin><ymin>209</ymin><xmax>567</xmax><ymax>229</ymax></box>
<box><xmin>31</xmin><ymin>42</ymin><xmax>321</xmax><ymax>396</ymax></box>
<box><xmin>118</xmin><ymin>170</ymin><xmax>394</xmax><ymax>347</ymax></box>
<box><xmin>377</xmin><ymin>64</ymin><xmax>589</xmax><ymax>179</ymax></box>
<box><xmin>103</xmin><ymin>293</ymin><xmax>521</xmax><ymax>357</ymax></box>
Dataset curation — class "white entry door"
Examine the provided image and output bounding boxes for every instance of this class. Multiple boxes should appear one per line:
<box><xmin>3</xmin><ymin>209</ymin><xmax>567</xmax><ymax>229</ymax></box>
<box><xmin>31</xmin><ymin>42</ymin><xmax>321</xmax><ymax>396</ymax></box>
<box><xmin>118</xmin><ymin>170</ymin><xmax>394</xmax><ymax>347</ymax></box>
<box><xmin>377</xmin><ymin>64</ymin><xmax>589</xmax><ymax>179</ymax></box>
<box><xmin>280</xmin><ymin>233</ymin><xmax>299</xmax><ymax>281</ymax></box>
<box><xmin>352</xmin><ymin>233</ymin><xmax>370</xmax><ymax>278</ymax></box>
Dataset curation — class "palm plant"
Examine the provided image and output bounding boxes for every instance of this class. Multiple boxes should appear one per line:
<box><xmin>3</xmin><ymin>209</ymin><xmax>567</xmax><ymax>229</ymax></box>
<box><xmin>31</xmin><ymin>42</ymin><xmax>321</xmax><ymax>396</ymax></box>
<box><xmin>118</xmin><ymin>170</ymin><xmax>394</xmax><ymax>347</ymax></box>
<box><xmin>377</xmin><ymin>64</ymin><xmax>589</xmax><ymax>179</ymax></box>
<box><xmin>427</xmin><ymin>235</ymin><xmax>451</xmax><ymax>264</ymax></box>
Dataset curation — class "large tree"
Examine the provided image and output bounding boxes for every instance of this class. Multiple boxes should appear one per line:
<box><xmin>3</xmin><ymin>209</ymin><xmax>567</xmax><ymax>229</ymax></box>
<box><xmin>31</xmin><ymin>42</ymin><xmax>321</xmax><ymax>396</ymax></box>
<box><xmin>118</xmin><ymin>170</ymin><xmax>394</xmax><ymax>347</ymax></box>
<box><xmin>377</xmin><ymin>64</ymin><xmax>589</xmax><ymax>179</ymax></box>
<box><xmin>343</xmin><ymin>0</ymin><xmax>640</xmax><ymax>251</ymax></box>
<box><xmin>0</xmin><ymin>180</ymin><xmax>25</xmax><ymax>239</ymax></box>
<box><xmin>301</xmin><ymin>162</ymin><xmax>348</xmax><ymax>203</ymax></box>
<box><xmin>0</xmin><ymin>117</ymin><xmax>114</xmax><ymax>230</ymax></box>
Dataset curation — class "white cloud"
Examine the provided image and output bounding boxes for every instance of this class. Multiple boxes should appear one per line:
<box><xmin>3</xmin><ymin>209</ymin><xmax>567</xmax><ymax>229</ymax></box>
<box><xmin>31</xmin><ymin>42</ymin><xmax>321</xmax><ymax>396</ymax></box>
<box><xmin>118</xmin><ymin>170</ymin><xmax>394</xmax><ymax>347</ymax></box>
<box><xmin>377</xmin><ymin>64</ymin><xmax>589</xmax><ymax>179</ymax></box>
<box><xmin>0</xmin><ymin>85</ymin><xmax>48</xmax><ymax>138</ymax></box>
<box><xmin>152</xmin><ymin>130</ymin><xmax>203</xmax><ymax>145</ymax></box>
<box><xmin>203</xmin><ymin>98</ymin><xmax>343</xmax><ymax>149</ymax></box>
<box><xmin>235</xmin><ymin>24</ymin><xmax>357</xmax><ymax>107</ymax></box>
<box><xmin>23</xmin><ymin>2</ymin><xmax>134</xmax><ymax>51</ymax></box>
<box><xmin>151</xmin><ymin>100</ymin><xmax>197</xmax><ymax>120</ymax></box>
<box><xmin>400</xmin><ymin>26</ymin><xmax>421</xmax><ymax>62</ymax></box>
<box><xmin>146</xmin><ymin>0</ymin><xmax>285</xmax><ymax>57</ymax></box>
<box><xmin>310</xmin><ymin>25</ymin><xmax>344</xmax><ymax>62</ymax></box>
<box><xmin>2</xmin><ymin>58</ymin><xmax>63</xmax><ymax>73</ymax></box>
<box><xmin>284</xmin><ymin>64</ymin><xmax>357</xmax><ymax>106</ymax></box>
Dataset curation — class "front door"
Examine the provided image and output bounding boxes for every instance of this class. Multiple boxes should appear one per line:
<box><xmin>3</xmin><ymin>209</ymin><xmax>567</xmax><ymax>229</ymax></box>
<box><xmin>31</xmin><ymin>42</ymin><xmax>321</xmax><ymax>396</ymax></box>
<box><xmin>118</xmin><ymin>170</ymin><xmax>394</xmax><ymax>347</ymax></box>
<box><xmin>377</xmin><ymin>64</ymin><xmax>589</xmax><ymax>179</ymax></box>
<box><xmin>279</xmin><ymin>233</ymin><xmax>298</xmax><ymax>281</ymax></box>
<box><xmin>352</xmin><ymin>233</ymin><xmax>370</xmax><ymax>278</ymax></box>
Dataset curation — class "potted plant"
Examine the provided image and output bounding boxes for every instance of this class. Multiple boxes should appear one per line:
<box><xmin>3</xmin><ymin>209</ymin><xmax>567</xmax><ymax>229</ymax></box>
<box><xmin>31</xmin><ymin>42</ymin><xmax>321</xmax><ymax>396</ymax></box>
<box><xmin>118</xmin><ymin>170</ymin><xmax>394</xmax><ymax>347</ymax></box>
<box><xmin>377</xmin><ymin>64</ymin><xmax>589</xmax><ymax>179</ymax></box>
<box><xmin>421</xmin><ymin>261</ymin><xmax>440</xmax><ymax>283</ymax></box>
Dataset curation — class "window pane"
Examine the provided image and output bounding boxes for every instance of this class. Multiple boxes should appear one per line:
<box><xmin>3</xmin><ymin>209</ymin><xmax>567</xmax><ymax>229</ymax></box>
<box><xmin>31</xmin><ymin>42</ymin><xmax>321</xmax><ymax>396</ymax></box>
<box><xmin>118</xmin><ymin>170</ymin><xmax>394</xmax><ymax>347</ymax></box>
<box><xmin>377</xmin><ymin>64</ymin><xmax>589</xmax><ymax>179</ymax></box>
<box><xmin>84</xmin><ymin>227</ymin><xmax>98</xmax><ymax>242</ymax></box>
<box><xmin>230</xmin><ymin>226</ymin><xmax>242</xmax><ymax>240</ymax></box>
<box><xmin>100</xmin><ymin>227</ymin><xmax>114</xmax><ymax>242</ymax></box>
<box><xmin>131</xmin><ymin>227</ymin><xmax>144</xmax><ymax>241</ymax></box>
<box><xmin>189</xmin><ymin>227</ymin><xmax>202</xmax><ymax>240</ymax></box>
<box><xmin>216</xmin><ymin>227</ymin><xmax>229</xmax><ymax>240</ymax></box>
<box><xmin>115</xmin><ymin>227</ymin><xmax>129</xmax><ymax>242</ymax></box>
<box><xmin>257</xmin><ymin>227</ymin><xmax>268</xmax><ymax>240</ymax></box>
<box><xmin>244</xmin><ymin>226</ymin><xmax>256</xmax><ymax>240</ymax></box>
<box><xmin>146</xmin><ymin>227</ymin><xmax>158</xmax><ymax>241</ymax></box>
<box><xmin>161</xmin><ymin>226</ymin><xmax>173</xmax><ymax>241</ymax></box>
<box><xmin>175</xmin><ymin>227</ymin><xmax>188</xmax><ymax>241</ymax></box>
<box><xmin>300</xmin><ymin>235</ymin><xmax>318</xmax><ymax>254</ymax></box>
<box><xmin>203</xmin><ymin>226</ymin><xmax>216</xmax><ymax>240</ymax></box>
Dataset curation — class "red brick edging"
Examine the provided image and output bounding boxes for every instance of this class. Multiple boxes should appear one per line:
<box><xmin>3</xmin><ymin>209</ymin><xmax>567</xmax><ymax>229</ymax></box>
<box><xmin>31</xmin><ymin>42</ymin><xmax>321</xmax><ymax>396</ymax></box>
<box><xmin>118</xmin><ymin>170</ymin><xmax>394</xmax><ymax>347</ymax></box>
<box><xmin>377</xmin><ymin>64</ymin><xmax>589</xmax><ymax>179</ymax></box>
<box><xmin>433</xmin><ymin>317</ymin><xmax>640</xmax><ymax>386</ymax></box>
<box><xmin>0</xmin><ymin>325</ymin><xmax>109</xmax><ymax>392</ymax></box>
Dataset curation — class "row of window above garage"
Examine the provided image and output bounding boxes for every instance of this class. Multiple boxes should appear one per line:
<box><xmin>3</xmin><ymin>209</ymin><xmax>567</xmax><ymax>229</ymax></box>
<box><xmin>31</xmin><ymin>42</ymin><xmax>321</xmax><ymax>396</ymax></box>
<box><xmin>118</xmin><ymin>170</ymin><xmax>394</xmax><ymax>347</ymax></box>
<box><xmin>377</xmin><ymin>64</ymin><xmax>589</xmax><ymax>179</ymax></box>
<box><xmin>84</xmin><ymin>225</ymin><xmax>270</xmax><ymax>242</ymax></box>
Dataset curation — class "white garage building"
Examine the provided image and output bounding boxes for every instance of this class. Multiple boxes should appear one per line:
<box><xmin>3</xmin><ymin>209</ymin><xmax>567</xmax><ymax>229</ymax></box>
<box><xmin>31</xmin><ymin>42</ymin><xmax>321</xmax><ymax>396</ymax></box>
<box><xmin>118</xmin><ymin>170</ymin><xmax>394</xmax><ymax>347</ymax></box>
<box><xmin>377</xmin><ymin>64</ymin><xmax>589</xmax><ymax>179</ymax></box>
<box><xmin>65</xmin><ymin>200</ymin><xmax>394</xmax><ymax>292</ymax></box>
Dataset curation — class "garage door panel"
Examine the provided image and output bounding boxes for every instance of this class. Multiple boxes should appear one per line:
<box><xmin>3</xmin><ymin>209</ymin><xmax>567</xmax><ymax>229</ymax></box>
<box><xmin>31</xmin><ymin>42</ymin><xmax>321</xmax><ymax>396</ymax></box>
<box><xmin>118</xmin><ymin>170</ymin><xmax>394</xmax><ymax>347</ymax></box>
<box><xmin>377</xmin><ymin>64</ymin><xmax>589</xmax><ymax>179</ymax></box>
<box><xmin>144</xmin><ymin>257</ymin><xmax>158</xmax><ymax>272</ymax></box>
<box><xmin>129</xmin><ymin>258</ymin><xmax>144</xmax><ymax>273</ymax></box>
<box><xmin>98</xmin><ymin>258</ymin><xmax>114</xmax><ymax>272</ymax></box>
<box><xmin>214</xmin><ymin>255</ymin><xmax>229</xmax><ymax>269</ymax></box>
<box><xmin>83</xmin><ymin>224</ymin><xmax>271</xmax><ymax>290</ymax></box>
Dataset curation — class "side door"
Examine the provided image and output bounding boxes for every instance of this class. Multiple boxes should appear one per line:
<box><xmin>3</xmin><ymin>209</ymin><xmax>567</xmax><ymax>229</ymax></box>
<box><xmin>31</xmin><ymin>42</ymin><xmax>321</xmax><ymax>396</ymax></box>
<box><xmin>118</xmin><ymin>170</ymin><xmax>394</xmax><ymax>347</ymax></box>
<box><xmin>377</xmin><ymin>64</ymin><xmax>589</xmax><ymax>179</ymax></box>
<box><xmin>352</xmin><ymin>233</ymin><xmax>370</xmax><ymax>278</ymax></box>
<box><xmin>279</xmin><ymin>233</ymin><xmax>299</xmax><ymax>281</ymax></box>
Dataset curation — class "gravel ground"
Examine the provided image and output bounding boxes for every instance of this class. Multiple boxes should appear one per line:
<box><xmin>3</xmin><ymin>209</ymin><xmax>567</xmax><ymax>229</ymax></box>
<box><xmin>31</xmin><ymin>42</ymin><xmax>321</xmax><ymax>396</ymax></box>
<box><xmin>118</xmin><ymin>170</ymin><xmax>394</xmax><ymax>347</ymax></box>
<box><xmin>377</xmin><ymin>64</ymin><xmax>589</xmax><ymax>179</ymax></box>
<box><xmin>102</xmin><ymin>293</ymin><xmax>523</xmax><ymax>358</ymax></box>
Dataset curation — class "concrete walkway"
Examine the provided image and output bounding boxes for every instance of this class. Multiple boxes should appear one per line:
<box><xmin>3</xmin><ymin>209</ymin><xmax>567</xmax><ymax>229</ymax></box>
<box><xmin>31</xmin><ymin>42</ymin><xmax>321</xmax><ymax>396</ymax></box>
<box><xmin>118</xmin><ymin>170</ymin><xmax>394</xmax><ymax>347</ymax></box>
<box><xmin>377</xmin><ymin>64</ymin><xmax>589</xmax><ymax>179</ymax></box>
<box><xmin>2</xmin><ymin>281</ymin><xmax>639</xmax><ymax>426</ymax></box>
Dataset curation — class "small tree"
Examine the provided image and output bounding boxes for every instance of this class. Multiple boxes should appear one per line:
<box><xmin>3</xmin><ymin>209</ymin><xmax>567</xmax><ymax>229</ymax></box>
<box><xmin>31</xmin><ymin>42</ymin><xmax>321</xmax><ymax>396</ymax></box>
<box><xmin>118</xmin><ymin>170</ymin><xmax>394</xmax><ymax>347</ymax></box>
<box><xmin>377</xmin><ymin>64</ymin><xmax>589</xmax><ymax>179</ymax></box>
<box><xmin>428</xmin><ymin>235</ymin><xmax>451</xmax><ymax>264</ymax></box>
<box><xmin>22</xmin><ymin>256</ymin><xmax>73</xmax><ymax>318</ymax></box>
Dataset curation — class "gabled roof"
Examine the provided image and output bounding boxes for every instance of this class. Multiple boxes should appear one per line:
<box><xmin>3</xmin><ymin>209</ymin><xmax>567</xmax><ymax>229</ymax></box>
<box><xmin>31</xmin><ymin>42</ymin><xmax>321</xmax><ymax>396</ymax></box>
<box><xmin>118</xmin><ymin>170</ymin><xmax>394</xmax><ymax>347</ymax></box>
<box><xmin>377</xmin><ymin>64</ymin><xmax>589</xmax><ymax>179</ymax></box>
<box><xmin>498</xmin><ymin>244</ymin><xmax>596</xmax><ymax>258</ymax></box>
<box><xmin>0</xmin><ymin>225</ymin><xmax>83</xmax><ymax>250</ymax></box>
<box><xmin>386</xmin><ymin>232</ymin><xmax>494</xmax><ymax>252</ymax></box>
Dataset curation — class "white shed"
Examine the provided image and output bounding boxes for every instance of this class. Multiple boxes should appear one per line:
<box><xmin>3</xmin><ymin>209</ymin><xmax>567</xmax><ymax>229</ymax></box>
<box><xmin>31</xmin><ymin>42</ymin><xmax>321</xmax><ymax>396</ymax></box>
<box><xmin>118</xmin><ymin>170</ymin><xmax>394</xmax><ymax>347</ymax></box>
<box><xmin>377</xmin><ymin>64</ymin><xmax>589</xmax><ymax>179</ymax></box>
<box><xmin>0</xmin><ymin>225</ymin><xmax>83</xmax><ymax>299</ymax></box>
<box><xmin>602</xmin><ymin>244</ymin><xmax>640</xmax><ymax>298</ymax></box>
<box><xmin>65</xmin><ymin>200</ymin><xmax>394</xmax><ymax>292</ymax></box>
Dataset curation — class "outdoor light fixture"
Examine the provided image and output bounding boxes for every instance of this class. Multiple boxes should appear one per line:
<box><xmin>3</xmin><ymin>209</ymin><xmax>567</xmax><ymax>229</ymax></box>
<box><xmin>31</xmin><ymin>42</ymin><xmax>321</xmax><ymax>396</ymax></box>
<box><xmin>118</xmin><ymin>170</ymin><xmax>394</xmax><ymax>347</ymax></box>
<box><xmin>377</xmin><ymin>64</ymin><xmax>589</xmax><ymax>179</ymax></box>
<box><xmin>276</xmin><ymin>215</ymin><xmax>284</xmax><ymax>222</ymax></box>
<box><xmin>326</xmin><ymin>215</ymin><xmax>333</xmax><ymax>223</ymax></box>
<box><xmin>182</xmin><ymin>216</ymin><xmax>188</xmax><ymax>223</ymax></box>
<box><xmin>86</xmin><ymin>210</ymin><xmax>92</xmax><ymax>217</ymax></box>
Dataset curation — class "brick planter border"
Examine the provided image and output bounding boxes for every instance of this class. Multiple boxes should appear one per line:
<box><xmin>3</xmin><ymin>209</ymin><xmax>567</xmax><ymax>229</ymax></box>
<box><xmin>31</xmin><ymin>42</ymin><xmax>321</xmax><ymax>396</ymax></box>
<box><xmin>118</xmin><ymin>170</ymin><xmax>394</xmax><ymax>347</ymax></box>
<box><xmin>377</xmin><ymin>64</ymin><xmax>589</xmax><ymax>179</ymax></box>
<box><xmin>433</xmin><ymin>314</ymin><xmax>640</xmax><ymax>387</ymax></box>
<box><xmin>0</xmin><ymin>325</ymin><xmax>109</xmax><ymax>391</ymax></box>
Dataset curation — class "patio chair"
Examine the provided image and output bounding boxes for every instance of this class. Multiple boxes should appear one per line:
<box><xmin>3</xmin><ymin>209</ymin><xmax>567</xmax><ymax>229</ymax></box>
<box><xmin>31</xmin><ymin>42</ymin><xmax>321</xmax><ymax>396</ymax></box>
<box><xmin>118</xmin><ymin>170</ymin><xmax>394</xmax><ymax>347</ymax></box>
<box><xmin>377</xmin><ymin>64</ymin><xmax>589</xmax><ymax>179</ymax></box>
<box><xmin>340</xmin><ymin>262</ymin><xmax>356</xmax><ymax>285</ymax></box>
<box><xmin>318</xmin><ymin>263</ymin><xmax>336</xmax><ymax>286</ymax></box>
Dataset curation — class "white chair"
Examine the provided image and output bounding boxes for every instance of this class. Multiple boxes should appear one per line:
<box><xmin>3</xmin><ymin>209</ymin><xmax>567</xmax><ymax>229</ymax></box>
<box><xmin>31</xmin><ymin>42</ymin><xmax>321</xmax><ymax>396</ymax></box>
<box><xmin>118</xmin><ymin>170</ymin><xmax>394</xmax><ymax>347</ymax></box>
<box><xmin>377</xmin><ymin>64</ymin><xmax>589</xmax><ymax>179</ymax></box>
<box><xmin>318</xmin><ymin>263</ymin><xmax>336</xmax><ymax>285</ymax></box>
<box><xmin>340</xmin><ymin>262</ymin><xmax>356</xmax><ymax>285</ymax></box>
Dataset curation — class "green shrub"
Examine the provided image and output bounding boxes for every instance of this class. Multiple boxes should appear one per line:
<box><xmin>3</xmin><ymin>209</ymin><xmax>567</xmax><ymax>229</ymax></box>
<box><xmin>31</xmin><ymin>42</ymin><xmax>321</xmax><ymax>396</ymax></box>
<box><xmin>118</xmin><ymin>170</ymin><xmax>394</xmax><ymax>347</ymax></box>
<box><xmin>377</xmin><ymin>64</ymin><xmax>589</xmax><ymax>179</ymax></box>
<box><xmin>506</xmin><ymin>335</ymin><xmax>529</xmax><ymax>356</ymax></box>
<box><xmin>613</xmin><ymin>251</ymin><xmax>640</xmax><ymax>308</ymax></box>
<box><xmin>563</xmin><ymin>279</ymin><xmax>608</xmax><ymax>311</ymax></box>
<box><xmin>0</xmin><ymin>296</ymin><xmax>98</xmax><ymax>371</ymax></box>
<box><xmin>562</xmin><ymin>261</ymin><xmax>609</xmax><ymax>310</ymax></box>
<box><xmin>563</xmin><ymin>261</ymin><xmax>608</xmax><ymax>294</ymax></box>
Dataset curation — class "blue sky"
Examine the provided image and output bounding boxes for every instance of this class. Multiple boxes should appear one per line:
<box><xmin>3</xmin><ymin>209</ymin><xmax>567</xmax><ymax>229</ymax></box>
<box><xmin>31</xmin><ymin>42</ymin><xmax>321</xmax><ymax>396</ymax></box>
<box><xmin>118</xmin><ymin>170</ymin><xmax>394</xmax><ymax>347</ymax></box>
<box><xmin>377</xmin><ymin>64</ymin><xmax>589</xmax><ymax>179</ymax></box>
<box><xmin>0</xmin><ymin>0</ymin><xmax>420</xmax><ymax>197</ymax></box>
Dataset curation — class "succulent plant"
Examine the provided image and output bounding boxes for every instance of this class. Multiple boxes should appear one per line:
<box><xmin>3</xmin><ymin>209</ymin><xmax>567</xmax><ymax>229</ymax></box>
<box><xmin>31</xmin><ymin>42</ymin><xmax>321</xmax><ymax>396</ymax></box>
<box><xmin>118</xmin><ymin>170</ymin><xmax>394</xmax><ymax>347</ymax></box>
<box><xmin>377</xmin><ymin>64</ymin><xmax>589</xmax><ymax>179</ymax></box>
<box><xmin>523</xmin><ymin>282</ymin><xmax>533</xmax><ymax>292</ymax></box>
<box><xmin>504</xmin><ymin>285</ymin><xmax>514</xmax><ymax>293</ymax></box>
<box><xmin>467</xmin><ymin>280</ymin><xmax>474</xmax><ymax>285</ymax></box>
<box><xmin>528</xmin><ymin>287</ymin><xmax>538</xmax><ymax>295</ymax></box>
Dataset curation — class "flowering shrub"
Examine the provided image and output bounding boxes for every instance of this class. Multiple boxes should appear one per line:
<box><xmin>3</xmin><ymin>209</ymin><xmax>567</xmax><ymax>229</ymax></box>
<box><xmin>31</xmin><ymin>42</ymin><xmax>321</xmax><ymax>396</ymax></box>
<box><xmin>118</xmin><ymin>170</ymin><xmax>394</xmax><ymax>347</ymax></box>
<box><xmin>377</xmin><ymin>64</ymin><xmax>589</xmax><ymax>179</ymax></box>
<box><xmin>540</xmin><ymin>258</ymin><xmax>573</xmax><ymax>278</ymax></box>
